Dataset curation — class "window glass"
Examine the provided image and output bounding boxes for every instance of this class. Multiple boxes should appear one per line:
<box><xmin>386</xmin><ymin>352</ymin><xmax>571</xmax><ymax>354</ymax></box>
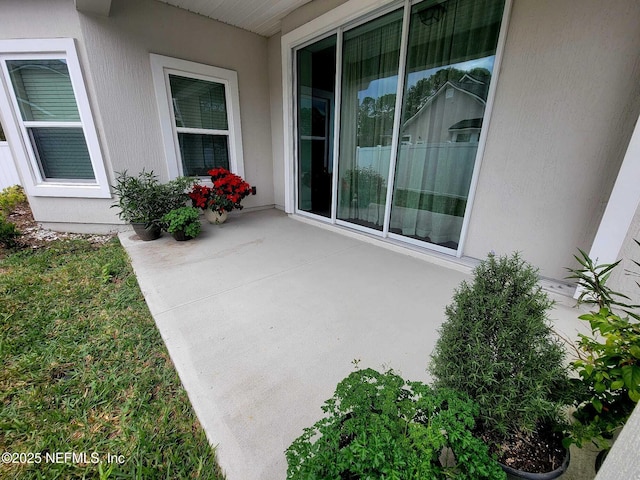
<box><xmin>7</xmin><ymin>59</ymin><xmax>80</xmax><ymax>122</ymax></box>
<box><xmin>390</xmin><ymin>0</ymin><xmax>505</xmax><ymax>249</ymax></box>
<box><xmin>336</xmin><ymin>9</ymin><xmax>404</xmax><ymax>231</ymax></box>
<box><xmin>177</xmin><ymin>133</ymin><xmax>229</xmax><ymax>176</ymax></box>
<box><xmin>30</xmin><ymin>127</ymin><xmax>93</xmax><ymax>179</ymax></box>
<box><xmin>168</xmin><ymin>74</ymin><xmax>230</xmax><ymax>175</ymax></box>
<box><xmin>6</xmin><ymin>58</ymin><xmax>94</xmax><ymax>181</ymax></box>
<box><xmin>169</xmin><ymin>75</ymin><xmax>228</xmax><ymax>130</ymax></box>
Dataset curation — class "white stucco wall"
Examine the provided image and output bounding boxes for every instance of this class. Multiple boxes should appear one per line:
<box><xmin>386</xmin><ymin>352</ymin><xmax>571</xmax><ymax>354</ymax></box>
<box><xmin>0</xmin><ymin>0</ymin><xmax>274</xmax><ymax>230</ymax></box>
<box><xmin>268</xmin><ymin>33</ymin><xmax>285</xmax><ymax>210</ymax></box>
<box><xmin>464</xmin><ymin>0</ymin><xmax>640</xmax><ymax>280</ymax></box>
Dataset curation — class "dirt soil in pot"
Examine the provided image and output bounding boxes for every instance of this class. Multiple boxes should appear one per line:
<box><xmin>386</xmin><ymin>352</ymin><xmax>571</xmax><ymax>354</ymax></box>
<box><xmin>479</xmin><ymin>423</ymin><xmax>566</xmax><ymax>473</ymax></box>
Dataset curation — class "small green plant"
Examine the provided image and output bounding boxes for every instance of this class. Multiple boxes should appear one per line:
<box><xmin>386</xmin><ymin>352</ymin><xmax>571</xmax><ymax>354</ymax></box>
<box><xmin>162</xmin><ymin>207</ymin><xmax>202</xmax><ymax>238</ymax></box>
<box><xmin>0</xmin><ymin>216</ymin><xmax>21</xmax><ymax>249</ymax></box>
<box><xmin>286</xmin><ymin>368</ymin><xmax>506</xmax><ymax>480</ymax></box>
<box><xmin>565</xmin><ymin>249</ymin><xmax>640</xmax><ymax>449</ymax></box>
<box><xmin>111</xmin><ymin>171</ymin><xmax>195</xmax><ymax>228</ymax></box>
<box><xmin>0</xmin><ymin>184</ymin><xmax>27</xmax><ymax>217</ymax></box>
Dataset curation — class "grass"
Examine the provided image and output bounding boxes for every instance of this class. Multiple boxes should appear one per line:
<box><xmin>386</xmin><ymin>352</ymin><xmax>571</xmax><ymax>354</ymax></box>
<box><xmin>0</xmin><ymin>238</ymin><xmax>224</xmax><ymax>479</ymax></box>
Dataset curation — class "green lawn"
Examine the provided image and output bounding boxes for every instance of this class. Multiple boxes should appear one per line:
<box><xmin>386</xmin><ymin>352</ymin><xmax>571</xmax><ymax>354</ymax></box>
<box><xmin>0</xmin><ymin>239</ymin><xmax>224</xmax><ymax>479</ymax></box>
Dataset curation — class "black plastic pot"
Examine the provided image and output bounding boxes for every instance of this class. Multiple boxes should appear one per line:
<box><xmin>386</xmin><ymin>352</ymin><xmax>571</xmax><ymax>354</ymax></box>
<box><xmin>500</xmin><ymin>449</ymin><xmax>570</xmax><ymax>480</ymax></box>
<box><xmin>131</xmin><ymin>222</ymin><xmax>161</xmax><ymax>241</ymax></box>
<box><xmin>171</xmin><ymin>230</ymin><xmax>194</xmax><ymax>241</ymax></box>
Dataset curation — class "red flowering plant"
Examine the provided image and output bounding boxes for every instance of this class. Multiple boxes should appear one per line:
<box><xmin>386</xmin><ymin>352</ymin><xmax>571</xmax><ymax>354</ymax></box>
<box><xmin>188</xmin><ymin>168</ymin><xmax>253</xmax><ymax>214</ymax></box>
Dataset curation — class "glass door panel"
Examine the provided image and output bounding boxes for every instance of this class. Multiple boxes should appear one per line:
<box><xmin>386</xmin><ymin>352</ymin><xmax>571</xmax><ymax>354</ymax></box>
<box><xmin>296</xmin><ymin>35</ymin><xmax>337</xmax><ymax>218</ymax></box>
<box><xmin>390</xmin><ymin>0</ymin><xmax>504</xmax><ymax>249</ymax></box>
<box><xmin>337</xmin><ymin>9</ymin><xmax>403</xmax><ymax>231</ymax></box>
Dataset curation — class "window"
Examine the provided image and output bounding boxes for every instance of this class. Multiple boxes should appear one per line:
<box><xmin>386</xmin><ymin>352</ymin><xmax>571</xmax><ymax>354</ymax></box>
<box><xmin>150</xmin><ymin>55</ymin><xmax>244</xmax><ymax>179</ymax></box>
<box><xmin>0</xmin><ymin>39</ymin><xmax>110</xmax><ymax>197</ymax></box>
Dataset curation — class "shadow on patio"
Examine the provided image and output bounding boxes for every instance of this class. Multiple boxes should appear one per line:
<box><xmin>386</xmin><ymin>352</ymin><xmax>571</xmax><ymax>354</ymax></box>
<box><xmin>119</xmin><ymin>208</ymin><xmax>589</xmax><ymax>479</ymax></box>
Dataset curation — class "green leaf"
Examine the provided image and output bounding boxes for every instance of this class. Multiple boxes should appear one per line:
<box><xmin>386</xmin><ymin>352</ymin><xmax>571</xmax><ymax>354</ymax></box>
<box><xmin>630</xmin><ymin>345</ymin><xmax>640</xmax><ymax>359</ymax></box>
<box><xmin>611</xmin><ymin>380</ymin><xmax>624</xmax><ymax>390</ymax></box>
<box><xmin>621</xmin><ymin>365</ymin><xmax>640</xmax><ymax>390</ymax></box>
<box><xmin>629</xmin><ymin>389</ymin><xmax>640</xmax><ymax>403</ymax></box>
<box><xmin>594</xmin><ymin>382</ymin><xmax>606</xmax><ymax>393</ymax></box>
<box><xmin>592</xmin><ymin>398</ymin><xmax>603</xmax><ymax>413</ymax></box>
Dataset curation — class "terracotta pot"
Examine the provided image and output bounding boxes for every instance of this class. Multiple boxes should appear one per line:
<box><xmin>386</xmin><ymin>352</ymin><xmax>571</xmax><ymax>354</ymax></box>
<box><xmin>204</xmin><ymin>209</ymin><xmax>228</xmax><ymax>224</ymax></box>
<box><xmin>131</xmin><ymin>222</ymin><xmax>161</xmax><ymax>241</ymax></box>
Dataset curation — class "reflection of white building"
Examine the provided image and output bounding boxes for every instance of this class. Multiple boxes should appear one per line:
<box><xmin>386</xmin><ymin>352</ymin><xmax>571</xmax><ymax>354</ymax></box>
<box><xmin>402</xmin><ymin>74</ymin><xmax>488</xmax><ymax>144</ymax></box>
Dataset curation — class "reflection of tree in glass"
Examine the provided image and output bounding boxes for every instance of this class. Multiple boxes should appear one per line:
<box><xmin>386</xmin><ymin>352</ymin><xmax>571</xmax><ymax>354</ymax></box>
<box><xmin>357</xmin><ymin>93</ymin><xmax>397</xmax><ymax>147</ymax></box>
<box><xmin>354</xmin><ymin>67</ymin><xmax>491</xmax><ymax>146</ymax></box>
<box><xmin>402</xmin><ymin>67</ymin><xmax>490</xmax><ymax>121</ymax></box>
<box><xmin>299</xmin><ymin>106</ymin><xmax>326</xmax><ymax>137</ymax></box>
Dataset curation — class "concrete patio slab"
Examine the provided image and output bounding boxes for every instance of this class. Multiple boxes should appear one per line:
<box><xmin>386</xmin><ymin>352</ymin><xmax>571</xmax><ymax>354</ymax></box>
<box><xmin>119</xmin><ymin>208</ymin><xmax>590</xmax><ymax>480</ymax></box>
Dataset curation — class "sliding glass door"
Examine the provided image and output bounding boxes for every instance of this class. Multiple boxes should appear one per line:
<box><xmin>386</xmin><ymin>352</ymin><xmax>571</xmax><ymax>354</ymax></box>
<box><xmin>296</xmin><ymin>36</ymin><xmax>336</xmax><ymax>218</ymax></box>
<box><xmin>294</xmin><ymin>0</ymin><xmax>505</xmax><ymax>252</ymax></box>
<box><xmin>336</xmin><ymin>9</ymin><xmax>403</xmax><ymax>231</ymax></box>
<box><xmin>390</xmin><ymin>0</ymin><xmax>504</xmax><ymax>249</ymax></box>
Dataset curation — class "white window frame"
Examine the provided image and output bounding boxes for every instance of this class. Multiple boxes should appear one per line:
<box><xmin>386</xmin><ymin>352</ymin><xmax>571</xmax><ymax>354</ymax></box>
<box><xmin>150</xmin><ymin>54</ymin><xmax>244</xmax><ymax>180</ymax></box>
<box><xmin>0</xmin><ymin>38</ymin><xmax>110</xmax><ymax>198</ymax></box>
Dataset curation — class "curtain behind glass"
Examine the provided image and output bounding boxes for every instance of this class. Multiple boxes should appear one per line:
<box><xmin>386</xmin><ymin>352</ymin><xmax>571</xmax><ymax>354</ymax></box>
<box><xmin>390</xmin><ymin>0</ymin><xmax>504</xmax><ymax>248</ymax></box>
<box><xmin>337</xmin><ymin>9</ymin><xmax>403</xmax><ymax>230</ymax></box>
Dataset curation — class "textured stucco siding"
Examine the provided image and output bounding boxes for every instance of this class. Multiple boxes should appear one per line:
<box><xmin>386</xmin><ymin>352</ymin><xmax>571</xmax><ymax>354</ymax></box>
<box><xmin>0</xmin><ymin>0</ymin><xmax>274</xmax><ymax>229</ymax></box>
<box><xmin>465</xmin><ymin>0</ymin><xmax>640</xmax><ymax>280</ymax></box>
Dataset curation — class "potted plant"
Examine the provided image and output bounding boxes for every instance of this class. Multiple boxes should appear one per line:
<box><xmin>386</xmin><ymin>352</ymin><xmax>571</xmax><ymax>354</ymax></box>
<box><xmin>111</xmin><ymin>170</ymin><xmax>194</xmax><ymax>240</ymax></box>
<box><xmin>286</xmin><ymin>367</ymin><xmax>506</xmax><ymax>480</ymax></box>
<box><xmin>429</xmin><ymin>252</ymin><xmax>572</xmax><ymax>479</ymax></box>
<box><xmin>188</xmin><ymin>167</ymin><xmax>253</xmax><ymax>224</ymax></box>
<box><xmin>564</xmin><ymin>248</ymin><xmax>640</xmax><ymax>470</ymax></box>
<box><xmin>162</xmin><ymin>206</ymin><xmax>202</xmax><ymax>241</ymax></box>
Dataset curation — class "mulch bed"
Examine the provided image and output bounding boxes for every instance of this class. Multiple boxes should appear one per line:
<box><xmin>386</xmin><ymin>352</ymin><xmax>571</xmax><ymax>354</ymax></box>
<box><xmin>2</xmin><ymin>201</ymin><xmax>114</xmax><ymax>255</ymax></box>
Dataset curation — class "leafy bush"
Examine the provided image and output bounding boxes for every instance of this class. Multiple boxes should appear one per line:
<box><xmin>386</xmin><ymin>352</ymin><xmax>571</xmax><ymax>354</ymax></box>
<box><xmin>429</xmin><ymin>253</ymin><xmax>571</xmax><ymax>438</ymax></box>
<box><xmin>111</xmin><ymin>171</ymin><xmax>195</xmax><ymax>227</ymax></box>
<box><xmin>565</xmin><ymin>249</ymin><xmax>640</xmax><ymax>449</ymax></box>
<box><xmin>0</xmin><ymin>216</ymin><xmax>21</xmax><ymax>249</ymax></box>
<box><xmin>286</xmin><ymin>368</ymin><xmax>505</xmax><ymax>480</ymax></box>
<box><xmin>0</xmin><ymin>184</ymin><xmax>27</xmax><ymax>217</ymax></box>
<box><xmin>162</xmin><ymin>207</ymin><xmax>202</xmax><ymax>238</ymax></box>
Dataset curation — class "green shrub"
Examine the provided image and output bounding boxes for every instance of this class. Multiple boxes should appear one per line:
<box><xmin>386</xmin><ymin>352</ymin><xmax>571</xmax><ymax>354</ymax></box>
<box><xmin>286</xmin><ymin>368</ymin><xmax>506</xmax><ymax>480</ymax></box>
<box><xmin>429</xmin><ymin>253</ymin><xmax>571</xmax><ymax>438</ymax></box>
<box><xmin>565</xmin><ymin>248</ymin><xmax>640</xmax><ymax>449</ymax></box>
<box><xmin>0</xmin><ymin>216</ymin><xmax>21</xmax><ymax>249</ymax></box>
<box><xmin>0</xmin><ymin>184</ymin><xmax>27</xmax><ymax>217</ymax></box>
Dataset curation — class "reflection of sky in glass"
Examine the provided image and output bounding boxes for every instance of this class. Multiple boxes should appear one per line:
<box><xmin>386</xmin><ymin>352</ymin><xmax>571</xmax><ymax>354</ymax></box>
<box><xmin>358</xmin><ymin>56</ymin><xmax>495</xmax><ymax>102</ymax></box>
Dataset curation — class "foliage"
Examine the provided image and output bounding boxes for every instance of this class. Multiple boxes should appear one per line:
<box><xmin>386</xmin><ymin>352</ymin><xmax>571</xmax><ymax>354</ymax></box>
<box><xmin>162</xmin><ymin>206</ymin><xmax>202</xmax><ymax>238</ymax></box>
<box><xmin>429</xmin><ymin>252</ymin><xmax>571</xmax><ymax>439</ymax></box>
<box><xmin>340</xmin><ymin>168</ymin><xmax>387</xmax><ymax>208</ymax></box>
<box><xmin>0</xmin><ymin>239</ymin><xmax>223</xmax><ymax>478</ymax></box>
<box><xmin>111</xmin><ymin>170</ymin><xmax>195</xmax><ymax>227</ymax></box>
<box><xmin>565</xmin><ymin>249</ymin><xmax>640</xmax><ymax>449</ymax></box>
<box><xmin>286</xmin><ymin>368</ymin><xmax>506</xmax><ymax>480</ymax></box>
<box><xmin>188</xmin><ymin>168</ymin><xmax>252</xmax><ymax>214</ymax></box>
<box><xmin>0</xmin><ymin>184</ymin><xmax>27</xmax><ymax>217</ymax></box>
<box><xmin>0</xmin><ymin>216</ymin><xmax>21</xmax><ymax>249</ymax></box>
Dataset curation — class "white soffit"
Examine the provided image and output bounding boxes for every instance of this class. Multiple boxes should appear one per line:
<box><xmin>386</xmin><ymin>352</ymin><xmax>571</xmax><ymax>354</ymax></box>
<box><xmin>155</xmin><ymin>0</ymin><xmax>313</xmax><ymax>37</ymax></box>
